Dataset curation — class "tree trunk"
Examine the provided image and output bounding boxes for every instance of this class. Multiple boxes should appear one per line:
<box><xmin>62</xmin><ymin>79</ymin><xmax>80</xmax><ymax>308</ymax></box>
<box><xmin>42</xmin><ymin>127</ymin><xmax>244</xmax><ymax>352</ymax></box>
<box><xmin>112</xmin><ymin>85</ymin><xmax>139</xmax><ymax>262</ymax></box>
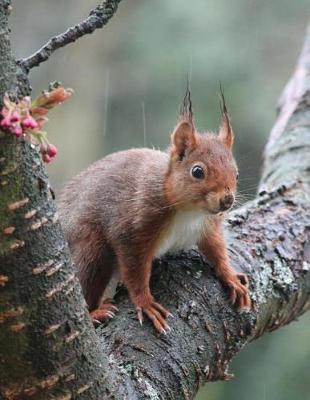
<box><xmin>0</xmin><ymin>2</ymin><xmax>110</xmax><ymax>399</ymax></box>
<box><xmin>0</xmin><ymin>1</ymin><xmax>309</xmax><ymax>399</ymax></box>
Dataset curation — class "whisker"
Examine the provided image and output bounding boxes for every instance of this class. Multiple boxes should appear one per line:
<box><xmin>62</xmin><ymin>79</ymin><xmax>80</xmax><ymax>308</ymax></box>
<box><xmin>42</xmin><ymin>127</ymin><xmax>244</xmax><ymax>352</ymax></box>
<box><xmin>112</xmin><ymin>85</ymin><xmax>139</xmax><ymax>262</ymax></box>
<box><xmin>236</xmin><ymin>193</ymin><xmax>254</xmax><ymax>199</ymax></box>
<box><xmin>239</xmin><ymin>177</ymin><xmax>259</xmax><ymax>181</ymax></box>
<box><xmin>238</xmin><ymin>183</ymin><xmax>259</xmax><ymax>189</ymax></box>
<box><xmin>237</xmin><ymin>187</ymin><xmax>258</xmax><ymax>194</ymax></box>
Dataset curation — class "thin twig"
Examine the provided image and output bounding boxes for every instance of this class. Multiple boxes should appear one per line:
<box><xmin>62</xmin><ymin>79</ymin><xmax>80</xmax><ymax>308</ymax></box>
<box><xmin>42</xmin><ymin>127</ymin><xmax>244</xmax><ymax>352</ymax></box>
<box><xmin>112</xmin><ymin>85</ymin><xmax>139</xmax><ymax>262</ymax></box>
<box><xmin>17</xmin><ymin>0</ymin><xmax>122</xmax><ymax>72</ymax></box>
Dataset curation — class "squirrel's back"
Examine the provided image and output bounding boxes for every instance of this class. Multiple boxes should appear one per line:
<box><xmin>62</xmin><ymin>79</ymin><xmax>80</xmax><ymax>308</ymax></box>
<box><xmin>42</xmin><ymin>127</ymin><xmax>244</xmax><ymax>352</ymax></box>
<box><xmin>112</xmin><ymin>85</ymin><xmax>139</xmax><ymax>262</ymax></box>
<box><xmin>58</xmin><ymin>148</ymin><xmax>170</xmax><ymax>244</ymax></box>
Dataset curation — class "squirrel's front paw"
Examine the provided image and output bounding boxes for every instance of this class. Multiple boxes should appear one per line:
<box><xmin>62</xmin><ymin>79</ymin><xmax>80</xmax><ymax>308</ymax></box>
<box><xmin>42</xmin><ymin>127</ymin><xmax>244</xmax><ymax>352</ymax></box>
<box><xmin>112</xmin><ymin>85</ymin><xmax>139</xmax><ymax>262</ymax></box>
<box><xmin>226</xmin><ymin>273</ymin><xmax>251</xmax><ymax>309</ymax></box>
<box><xmin>136</xmin><ymin>300</ymin><xmax>172</xmax><ymax>334</ymax></box>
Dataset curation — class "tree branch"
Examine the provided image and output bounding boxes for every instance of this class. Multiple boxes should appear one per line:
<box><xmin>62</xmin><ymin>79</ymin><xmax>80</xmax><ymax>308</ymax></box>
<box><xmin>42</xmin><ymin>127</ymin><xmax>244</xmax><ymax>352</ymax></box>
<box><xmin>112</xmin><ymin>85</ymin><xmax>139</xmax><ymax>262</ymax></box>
<box><xmin>17</xmin><ymin>0</ymin><xmax>122</xmax><ymax>72</ymax></box>
<box><xmin>93</xmin><ymin>28</ymin><xmax>310</xmax><ymax>398</ymax></box>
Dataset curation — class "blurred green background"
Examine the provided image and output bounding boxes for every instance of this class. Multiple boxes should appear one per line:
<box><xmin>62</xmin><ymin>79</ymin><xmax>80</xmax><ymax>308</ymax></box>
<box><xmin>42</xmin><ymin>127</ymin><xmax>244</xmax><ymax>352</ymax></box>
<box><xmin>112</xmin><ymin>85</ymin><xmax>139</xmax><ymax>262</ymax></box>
<box><xmin>10</xmin><ymin>1</ymin><xmax>309</xmax><ymax>399</ymax></box>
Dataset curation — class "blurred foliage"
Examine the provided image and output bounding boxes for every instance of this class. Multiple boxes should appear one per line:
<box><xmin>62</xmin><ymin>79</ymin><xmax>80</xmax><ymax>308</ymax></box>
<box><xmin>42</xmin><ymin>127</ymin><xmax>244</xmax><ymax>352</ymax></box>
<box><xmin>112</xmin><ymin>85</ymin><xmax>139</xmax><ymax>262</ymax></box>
<box><xmin>10</xmin><ymin>1</ymin><xmax>310</xmax><ymax>399</ymax></box>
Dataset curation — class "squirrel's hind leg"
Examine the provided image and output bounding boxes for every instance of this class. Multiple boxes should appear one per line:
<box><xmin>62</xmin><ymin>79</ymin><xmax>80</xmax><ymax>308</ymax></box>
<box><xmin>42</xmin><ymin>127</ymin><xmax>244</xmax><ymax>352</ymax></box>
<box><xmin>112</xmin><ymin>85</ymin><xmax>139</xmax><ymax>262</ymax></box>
<box><xmin>90</xmin><ymin>269</ymin><xmax>120</xmax><ymax>324</ymax></box>
<box><xmin>70</xmin><ymin>229</ymin><xmax>119</xmax><ymax>322</ymax></box>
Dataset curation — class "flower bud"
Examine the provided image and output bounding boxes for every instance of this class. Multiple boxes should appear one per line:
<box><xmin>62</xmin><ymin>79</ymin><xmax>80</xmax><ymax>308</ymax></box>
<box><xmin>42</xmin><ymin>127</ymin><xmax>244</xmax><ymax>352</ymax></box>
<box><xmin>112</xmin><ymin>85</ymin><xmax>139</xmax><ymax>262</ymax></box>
<box><xmin>12</xmin><ymin>125</ymin><xmax>23</xmax><ymax>137</ymax></box>
<box><xmin>47</xmin><ymin>143</ymin><xmax>57</xmax><ymax>158</ymax></box>
<box><xmin>40</xmin><ymin>143</ymin><xmax>48</xmax><ymax>154</ymax></box>
<box><xmin>36</xmin><ymin>117</ymin><xmax>48</xmax><ymax>129</ymax></box>
<box><xmin>10</xmin><ymin>110</ymin><xmax>21</xmax><ymax>123</ymax></box>
<box><xmin>1</xmin><ymin>116</ymin><xmax>12</xmax><ymax>128</ymax></box>
<box><xmin>42</xmin><ymin>153</ymin><xmax>52</xmax><ymax>163</ymax></box>
<box><xmin>22</xmin><ymin>116</ymin><xmax>39</xmax><ymax>130</ymax></box>
<box><xmin>31</xmin><ymin>107</ymin><xmax>48</xmax><ymax>117</ymax></box>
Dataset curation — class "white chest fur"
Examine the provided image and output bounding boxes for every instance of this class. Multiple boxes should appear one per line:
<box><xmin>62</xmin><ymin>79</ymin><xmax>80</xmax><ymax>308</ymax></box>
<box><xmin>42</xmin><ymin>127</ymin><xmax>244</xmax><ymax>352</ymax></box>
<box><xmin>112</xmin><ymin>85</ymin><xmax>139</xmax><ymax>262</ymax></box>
<box><xmin>154</xmin><ymin>209</ymin><xmax>208</xmax><ymax>257</ymax></box>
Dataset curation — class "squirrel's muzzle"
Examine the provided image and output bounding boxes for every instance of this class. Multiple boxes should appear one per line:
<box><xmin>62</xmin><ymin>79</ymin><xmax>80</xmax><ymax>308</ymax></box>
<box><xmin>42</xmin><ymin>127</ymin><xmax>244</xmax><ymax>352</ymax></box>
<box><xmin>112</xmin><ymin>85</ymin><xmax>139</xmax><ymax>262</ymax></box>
<box><xmin>219</xmin><ymin>194</ymin><xmax>234</xmax><ymax>211</ymax></box>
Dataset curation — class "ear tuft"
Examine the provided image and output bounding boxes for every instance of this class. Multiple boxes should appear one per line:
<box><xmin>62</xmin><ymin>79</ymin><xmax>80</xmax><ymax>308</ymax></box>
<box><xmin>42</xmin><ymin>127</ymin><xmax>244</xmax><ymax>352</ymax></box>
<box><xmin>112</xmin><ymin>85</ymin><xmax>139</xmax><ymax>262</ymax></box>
<box><xmin>180</xmin><ymin>81</ymin><xmax>193</xmax><ymax>124</ymax></box>
<box><xmin>218</xmin><ymin>85</ymin><xmax>234</xmax><ymax>149</ymax></box>
<box><xmin>170</xmin><ymin>82</ymin><xmax>197</xmax><ymax>160</ymax></box>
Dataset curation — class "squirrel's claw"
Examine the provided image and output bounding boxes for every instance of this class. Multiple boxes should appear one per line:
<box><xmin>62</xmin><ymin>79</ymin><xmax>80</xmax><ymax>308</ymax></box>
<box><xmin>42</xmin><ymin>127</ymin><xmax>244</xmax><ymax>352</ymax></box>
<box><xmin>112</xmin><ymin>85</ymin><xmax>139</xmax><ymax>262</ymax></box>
<box><xmin>136</xmin><ymin>307</ymin><xmax>143</xmax><ymax>325</ymax></box>
<box><xmin>226</xmin><ymin>273</ymin><xmax>251</xmax><ymax>310</ymax></box>
<box><xmin>230</xmin><ymin>287</ymin><xmax>237</xmax><ymax>305</ymax></box>
<box><xmin>90</xmin><ymin>302</ymin><xmax>119</xmax><ymax>325</ymax></box>
<box><xmin>93</xmin><ymin>319</ymin><xmax>101</xmax><ymax>327</ymax></box>
<box><xmin>135</xmin><ymin>301</ymin><xmax>171</xmax><ymax>334</ymax></box>
<box><xmin>236</xmin><ymin>273</ymin><xmax>249</xmax><ymax>288</ymax></box>
<box><xmin>106</xmin><ymin>311</ymin><xmax>115</xmax><ymax>318</ymax></box>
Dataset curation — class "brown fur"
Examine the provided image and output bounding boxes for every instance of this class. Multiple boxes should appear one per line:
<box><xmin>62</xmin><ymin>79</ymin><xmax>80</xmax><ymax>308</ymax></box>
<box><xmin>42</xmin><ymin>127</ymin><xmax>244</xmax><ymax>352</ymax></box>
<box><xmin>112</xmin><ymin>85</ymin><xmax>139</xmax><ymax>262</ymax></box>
<box><xmin>58</xmin><ymin>91</ymin><xmax>250</xmax><ymax>333</ymax></box>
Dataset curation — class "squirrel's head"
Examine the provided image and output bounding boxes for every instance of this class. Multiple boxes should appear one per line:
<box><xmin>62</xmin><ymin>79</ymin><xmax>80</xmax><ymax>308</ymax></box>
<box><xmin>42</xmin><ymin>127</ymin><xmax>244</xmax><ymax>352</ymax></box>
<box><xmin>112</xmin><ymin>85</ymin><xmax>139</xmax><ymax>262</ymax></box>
<box><xmin>166</xmin><ymin>87</ymin><xmax>238</xmax><ymax>215</ymax></box>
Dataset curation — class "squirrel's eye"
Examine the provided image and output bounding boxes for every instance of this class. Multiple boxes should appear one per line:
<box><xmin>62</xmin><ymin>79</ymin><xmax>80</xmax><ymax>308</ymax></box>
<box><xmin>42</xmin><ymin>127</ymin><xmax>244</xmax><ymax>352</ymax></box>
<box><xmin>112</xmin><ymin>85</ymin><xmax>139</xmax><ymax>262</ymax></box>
<box><xmin>191</xmin><ymin>165</ymin><xmax>204</xmax><ymax>179</ymax></box>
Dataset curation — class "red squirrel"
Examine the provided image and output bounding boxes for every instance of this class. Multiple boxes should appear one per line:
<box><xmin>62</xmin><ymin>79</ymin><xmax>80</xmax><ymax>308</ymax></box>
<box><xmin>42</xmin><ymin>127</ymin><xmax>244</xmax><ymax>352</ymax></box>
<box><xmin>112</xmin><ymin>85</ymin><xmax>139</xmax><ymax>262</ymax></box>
<box><xmin>58</xmin><ymin>88</ymin><xmax>251</xmax><ymax>333</ymax></box>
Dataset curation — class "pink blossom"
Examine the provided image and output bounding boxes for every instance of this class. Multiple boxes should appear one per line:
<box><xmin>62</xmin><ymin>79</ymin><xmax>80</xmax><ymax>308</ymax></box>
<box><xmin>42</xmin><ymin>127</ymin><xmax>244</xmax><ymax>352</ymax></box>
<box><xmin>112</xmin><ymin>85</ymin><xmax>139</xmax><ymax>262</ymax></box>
<box><xmin>47</xmin><ymin>143</ymin><xmax>57</xmax><ymax>158</ymax></box>
<box><xmin>42</xmin><ymin>153</ymin><xmax>52</xmax><ymax>163</ymax></box>
<box><xmin>11</xmin><ymin>125</ymin><xmax>23</xmax><ymax>137</ymax></box>
<box><xmin>22</xmin><ymin>116</ymin><xmax>39</xmax><ymax>130</ymax></box>
<box><xmin>10</xmin><ymin>110</ymin><xmax>21</xmax><ymax>123</ymax></box>
<box><xmin>1</xmin><ymin>115</ymin><xmax>12</xmax><ymax>128</ymax></box>
<box><xmin>1</xmin><ymin>88</ymin><xmax>71</xmax><ymax>164</ymax></box>
<box><xmin>40</xmin><ymin>143</ymin><xmax>48</xmax><ymax>154</ymax></box>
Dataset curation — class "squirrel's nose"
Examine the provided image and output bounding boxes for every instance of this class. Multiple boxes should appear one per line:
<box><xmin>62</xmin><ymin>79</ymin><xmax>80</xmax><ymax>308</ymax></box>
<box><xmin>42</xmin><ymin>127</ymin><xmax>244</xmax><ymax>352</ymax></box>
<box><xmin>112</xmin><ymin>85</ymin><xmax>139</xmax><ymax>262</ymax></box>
<box><xmin>220</xmin><ymin>194</ymin><xmax>234</xmax><ymax>211</ymax></box>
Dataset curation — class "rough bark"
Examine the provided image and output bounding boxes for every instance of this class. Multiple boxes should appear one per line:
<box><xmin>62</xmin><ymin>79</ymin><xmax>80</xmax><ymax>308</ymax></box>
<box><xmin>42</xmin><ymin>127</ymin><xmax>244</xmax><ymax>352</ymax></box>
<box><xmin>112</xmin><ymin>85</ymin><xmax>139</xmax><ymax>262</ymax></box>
<box><xmin>0</xmin><ymin>1</ymin><xmax>121</xmax><ymax>399</ymax></box>
<box><xmin>0</xmin><ymin>1</ymin><xmax>309</xmax><ymax>399</ymax></box>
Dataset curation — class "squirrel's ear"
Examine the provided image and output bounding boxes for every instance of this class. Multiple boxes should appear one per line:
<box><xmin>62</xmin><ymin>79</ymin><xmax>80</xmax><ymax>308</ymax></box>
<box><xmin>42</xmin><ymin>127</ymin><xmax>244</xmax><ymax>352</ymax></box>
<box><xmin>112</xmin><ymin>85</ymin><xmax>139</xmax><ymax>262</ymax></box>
<box><xmin>218</xmin><ymin>87</ymin><xmax>234</xmax><ymax>149</ymax></box>
<box><xmin>170</xmin><ymin>84</ymin><xmax>197</xmax><ymax>160</ymax></box>
<box><xmin>171</xmin><ymin>120</ymin><xmax>197</xmax><ymax>160</ymax></box>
